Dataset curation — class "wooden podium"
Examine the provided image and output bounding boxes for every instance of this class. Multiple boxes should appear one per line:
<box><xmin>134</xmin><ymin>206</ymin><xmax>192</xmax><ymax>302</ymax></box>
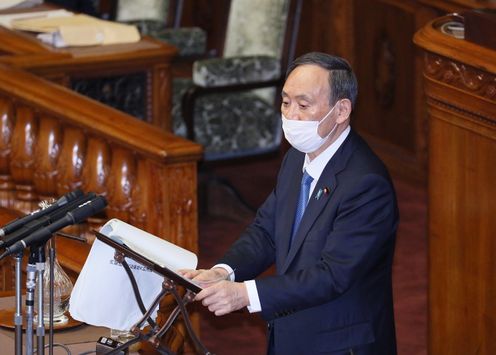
<box><xmin>414</xmin><ymin>14</ymin><xmax>496</xmax><ymax>355</ymax></box>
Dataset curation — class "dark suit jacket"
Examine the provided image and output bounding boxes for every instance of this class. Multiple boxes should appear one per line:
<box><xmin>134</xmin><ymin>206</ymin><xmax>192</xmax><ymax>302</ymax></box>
<box><xmin>219</xmin><ymin>129</ymin><xmax>398</xmax><ymax>355</ymax></box>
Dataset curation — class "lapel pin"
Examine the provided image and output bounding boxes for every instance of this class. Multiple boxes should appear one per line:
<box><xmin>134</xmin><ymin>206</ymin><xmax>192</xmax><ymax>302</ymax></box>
<box><xmin>315</xmin><ymin>187</ymin><xmax>330</xmax><ymax>200</ymax></box>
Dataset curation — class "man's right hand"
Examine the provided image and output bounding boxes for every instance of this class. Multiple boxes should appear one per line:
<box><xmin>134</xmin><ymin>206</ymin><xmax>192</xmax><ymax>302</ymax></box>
<box><xmin>178</xmin><ymin>267</ymin><xmax>230</xmax><ymax>287</ymax></box>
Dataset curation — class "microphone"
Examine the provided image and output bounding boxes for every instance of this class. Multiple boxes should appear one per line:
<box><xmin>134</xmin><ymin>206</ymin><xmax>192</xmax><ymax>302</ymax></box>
<box><xmin>0</xmin><ymin>190</ymin><xmax>84</xmax><ymax>237</ymax></box>
<box><xmin>0</xmin><ymin>195</ymin><xmax>107</xmax><ymax>260</ymax></box>
<box><xmin>0</xmin><ymin>192</ymin><xmax>96</xmax><ymax>249</ymax></box>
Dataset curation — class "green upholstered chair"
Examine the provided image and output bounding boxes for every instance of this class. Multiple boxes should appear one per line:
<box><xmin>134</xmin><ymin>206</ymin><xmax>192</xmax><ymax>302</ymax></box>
<box><xmin>169</xmin><ymin>0</ymin><xmax>302</xmax><ymax>215</ymax></box>
<box><xmin>175</xmin><ymin>0</ymin><xmax>302</xmax><ymax>162</ymax></box>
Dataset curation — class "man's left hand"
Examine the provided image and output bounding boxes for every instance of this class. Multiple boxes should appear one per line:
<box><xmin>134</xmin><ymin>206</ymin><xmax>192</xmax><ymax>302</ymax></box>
<box><xmin>195</xmin><ymin>281</ymin><xmax>249</xmax><ymax>316</ymax></box>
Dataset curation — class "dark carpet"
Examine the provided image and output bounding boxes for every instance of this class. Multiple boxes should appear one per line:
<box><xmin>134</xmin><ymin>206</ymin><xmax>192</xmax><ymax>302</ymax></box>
<box><xmin>195</xmin><ymin>154</ymin><xmax>427</xmax><ymax>355</ymax></box>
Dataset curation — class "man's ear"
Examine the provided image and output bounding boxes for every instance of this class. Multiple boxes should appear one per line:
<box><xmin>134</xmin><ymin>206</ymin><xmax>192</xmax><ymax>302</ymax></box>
<box><xmin>336</xmin><ymin>99</ymin><xmax>352</xmax><ymax>124</ymax></box>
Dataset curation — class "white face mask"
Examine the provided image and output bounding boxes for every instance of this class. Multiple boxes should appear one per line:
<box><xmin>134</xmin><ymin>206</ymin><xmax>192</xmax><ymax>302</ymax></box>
<box><xmin>282</xmin><ymin>103</ymin><xmax>338</xmax><ymax>153</ymax></box>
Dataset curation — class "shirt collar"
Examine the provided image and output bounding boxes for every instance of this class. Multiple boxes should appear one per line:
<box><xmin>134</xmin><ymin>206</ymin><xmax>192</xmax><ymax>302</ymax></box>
<box><xmin>303</xmin><ymin>125</ymin><xmax>351</xmax><ymax>180</ymax></box>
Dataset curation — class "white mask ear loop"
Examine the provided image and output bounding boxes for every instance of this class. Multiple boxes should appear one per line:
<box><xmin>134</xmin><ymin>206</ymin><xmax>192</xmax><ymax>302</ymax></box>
<box><xmin>317</xmin><ymin>101</ymin><xmax>339</xmax><ymax>138</ymax></box>
<box><xmin>318</xmin><ymin>103</ymin><xmax>336</xmax><ymax>126</ymax></box>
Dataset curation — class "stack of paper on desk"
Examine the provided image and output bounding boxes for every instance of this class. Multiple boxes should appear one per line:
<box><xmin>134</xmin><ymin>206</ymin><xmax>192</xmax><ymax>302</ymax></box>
<box><xmin>69</xmin><ymin>219</ymin><xmax>197</xmax><ymax>330</ymax></box>
<box><xmin>10</xmin><ymin>12</ymin><xmax>140</xmax><ymax>47</ymax></box>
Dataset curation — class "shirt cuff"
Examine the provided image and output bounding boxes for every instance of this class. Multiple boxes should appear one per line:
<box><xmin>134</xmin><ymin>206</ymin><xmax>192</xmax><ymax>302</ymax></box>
<box><xmin>244</xmin><ymin>280</ymin><xmax>261</xmax><ymax>313</ymax></box>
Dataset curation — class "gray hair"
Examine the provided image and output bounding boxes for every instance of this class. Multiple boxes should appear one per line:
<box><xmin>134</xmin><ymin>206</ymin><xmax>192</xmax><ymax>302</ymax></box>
<box><xmin>286</xmin><ymin>52</ymin><xmax>358</xmax><ymax>109</ymax></box>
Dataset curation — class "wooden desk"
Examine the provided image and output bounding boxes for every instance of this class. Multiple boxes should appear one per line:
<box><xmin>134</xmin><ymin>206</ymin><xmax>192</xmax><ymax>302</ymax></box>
<box><xmin>0</xmin><ymin>294</ymin><xmax>111</xmax><ymax>355</ymax></box>
<box><xmin>414</xmin><ymin>15</ymin><xmax>496</xmax><ymax>355</ymax></box>
<box><xmin>0</xmin><ymin>291</ymin><xmax>184</xmax><ymax>355</ymax></box>
<box><xmin>0</xmin><ymin>4</ymin><xmax>177</xmax><ymax>130</ymax></box>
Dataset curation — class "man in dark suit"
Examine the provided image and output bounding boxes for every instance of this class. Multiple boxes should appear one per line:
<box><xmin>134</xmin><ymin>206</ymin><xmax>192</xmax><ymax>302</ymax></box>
<box><xmin>182</xmin><ymin>52</ymin><xmax>398</xmax><ymax>354</ymax></box>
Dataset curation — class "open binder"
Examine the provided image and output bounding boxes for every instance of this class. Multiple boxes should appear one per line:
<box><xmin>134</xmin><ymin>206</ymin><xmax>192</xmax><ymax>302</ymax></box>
<box><xmin>69</xmin><ymin>219</ymin><xmax>210</xmax><ymax>355</ymax></box>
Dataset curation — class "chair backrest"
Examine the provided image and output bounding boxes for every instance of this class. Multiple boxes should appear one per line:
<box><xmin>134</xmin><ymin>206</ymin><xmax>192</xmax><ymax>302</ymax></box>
<box><xmin>223</xmin><ymin>0</ymin><xmax>289</xmax><ymax>59</ymax></box>
<box><xmin>222</xmin><ymin>0</ymin><xmax>302</xmax><ymax>103</ymax></box>
<box><xmin>116</xmin><ymin>0</ymin><xmax>184</xmax><ymax>28</ymax></box>
<box><xmin>116</xmin><ymin>0</ymin><xmax>170</xmax><ymax>22</ymax></box>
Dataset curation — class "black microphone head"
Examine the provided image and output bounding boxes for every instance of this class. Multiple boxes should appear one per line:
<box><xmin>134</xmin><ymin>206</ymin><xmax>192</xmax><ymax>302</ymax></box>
<box><xmin>70</xmin><ymin>196</ymin><xmax>108</xmax><ymax>224</ymax></box>
<box><xmin>0</xmin><ymin>190</ymin><xmax>87</xmax><ymax>237</ymax></box>
<box><xmin>68</xmin><ymin>189</ymin><xmax>85</xmax><ymax>201</ymax></box>
<box><xmin>57</xmin><ymin>189</ymin><xmax>85</xmax><ymax>206</ymax></box>
<box><xmin>1</xmin><ymin>193</ymin><xmax>107</xmax><ymax>258</ymax></box>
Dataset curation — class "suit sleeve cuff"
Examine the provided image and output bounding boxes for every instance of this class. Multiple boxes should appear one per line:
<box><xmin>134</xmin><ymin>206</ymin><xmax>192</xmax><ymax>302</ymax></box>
<box><xmin>244</xmin><ymin>280</ymin><xmax>262</xmax><ymax>313</ymax></box>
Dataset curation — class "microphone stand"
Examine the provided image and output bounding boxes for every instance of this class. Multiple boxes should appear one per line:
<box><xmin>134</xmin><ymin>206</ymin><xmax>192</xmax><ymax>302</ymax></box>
<box><xmin>13</xmin><ymin>251</ymin><xmax>23</xmax><ymax>355</ymax></box>
<box><xmin>34</xmin><ymin>233</ymin><xmax>85</xmax><ymax>355</ymax></box>
<box><xmin>25</xmin><ymin>256</ymin><xmax>37</xmax><ymax>355</ymax></box>
<box><xmin>47</xmin><ymin>232</ymin><xmax>85</xmax><ymax>355</ymax></box>
<box><xmin>41</xmin><ymin>234</ymin><xmax>83</xmax><ymax>355</ymax></box>
<box><xmin>48</xmin><ymin>239</ymin><xmax>55</xmax><ymax>355</ymax></box>
<box><xmin>30</xmin><ymin>244</ymin><xmax>47</xmax><ymax>355</ymax></box>
<box><xmin>12</xmin><ymin>236</ymin><xmax>81</xmax><ymax>355</ymax></box>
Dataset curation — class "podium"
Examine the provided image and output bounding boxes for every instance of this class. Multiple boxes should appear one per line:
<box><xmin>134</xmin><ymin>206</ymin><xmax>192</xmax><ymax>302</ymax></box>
<box><xmin>414</xmin><ymin>14</ymin><xmax>496</xmax><ymax>355</ymax></box>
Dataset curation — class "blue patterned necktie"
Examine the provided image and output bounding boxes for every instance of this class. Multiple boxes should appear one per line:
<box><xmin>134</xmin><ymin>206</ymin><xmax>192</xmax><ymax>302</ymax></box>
<box><xmin>291</xmin><ymin>171</ymin><xmax>313</xmax><ymax>244</ymax></box>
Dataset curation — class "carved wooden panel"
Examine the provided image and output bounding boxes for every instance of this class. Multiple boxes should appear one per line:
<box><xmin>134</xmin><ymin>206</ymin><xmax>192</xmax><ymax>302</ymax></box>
<box><xmin>0</xmin><ymin>98</ymin><xmax>15</xmax><ymax>207</ymax></box>
<box><xmin>10</xmin><ymin>106</ymin><xmax>38</xmax><ymax>213</ymax></box>
<box><xmin>81</xmin><ymin>137</ymin><xmax>111</xmax><ymax>196</ymax></box>
<box><xmin>164</xmin><ymin>163</ymin><xmax>197</xmax><ymax>253</ymax></box>
<box><xmin>353</xmin><ymin>1</ymin><xmax>418</xmax><ymax>152</ymax></box>
<box><xmin>426</xmin><ymin>86</ymin><xmax>496</xmax><ymax>355</ymax></box>
<box><xmin>153</xmin><ymin>64</ymin><xmax>173</xmax><ymax>131</ymax></box>
<box><xmin>56</xmin><ymin>127</ymin><xmax>86</xmax><ymax>195</ymax></box>
<box><xmin>71</xmin><ymin>72</ymin><xmax>147</xmax><ymax>121</ymax></box>
<box><xmin>106</xmin><ymin>147</ymin><xmax>135</xmax><ymax>223</ymax></box>
<box><xmin>129</xmin><ymin>159</ymin><xmax>153</xmax><ymax>232</ymax></box>
<box><xmin>424</xmin><ymin>53</ymin><xmax>496</xmax><ymax>103</ymax></box>
<box><xmin>295</xmin><ymin>0</ymin><xmax>354</xmax><ymax>63</ymax></box>
<box><xmin>33</xmin><ymin>115</ymin><xmax>62</xmax><ymax>201</ymax></box>
<box><xmin>415</xmin><ymin>15</ymin><xmax>496</xmax><ymax>355</ymax></box>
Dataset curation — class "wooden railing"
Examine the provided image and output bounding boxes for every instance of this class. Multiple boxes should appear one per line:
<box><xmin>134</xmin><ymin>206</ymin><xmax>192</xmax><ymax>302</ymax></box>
<box><xmin>0</xmin><ymin>62</ymin><xmax>202</xmax><ymax>283</ymax></box>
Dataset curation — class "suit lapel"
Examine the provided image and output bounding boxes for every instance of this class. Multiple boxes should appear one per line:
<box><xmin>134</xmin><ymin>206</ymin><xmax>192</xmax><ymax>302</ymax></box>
<box><xmin>281</xmin><ymin>131</ymin><xmax>357</xmax><ymax>273</ymax></box>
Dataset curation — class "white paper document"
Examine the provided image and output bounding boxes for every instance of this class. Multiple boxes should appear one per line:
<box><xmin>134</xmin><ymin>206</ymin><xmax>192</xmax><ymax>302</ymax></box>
<box><xmin>69</xmin><ymin>219</ymin><xmax>198</xmax><ymax>331</ymax></box>
<box><xmin>0</xmin><ymin>0</ymin><xmax>43</xmax><ymax>11</ymax></box>
<box><xmin>0</xmin><ymin>9</ymin><xmax>72</xmax><ymax>29</ymax></box>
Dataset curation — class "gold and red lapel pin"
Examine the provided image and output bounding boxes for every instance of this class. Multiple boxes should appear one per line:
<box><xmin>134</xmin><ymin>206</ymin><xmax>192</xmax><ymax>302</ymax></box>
<box><xmin>315</xmin><ymin>187</ymin><xmax>330</xmax><ymax>200</ymax></box>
